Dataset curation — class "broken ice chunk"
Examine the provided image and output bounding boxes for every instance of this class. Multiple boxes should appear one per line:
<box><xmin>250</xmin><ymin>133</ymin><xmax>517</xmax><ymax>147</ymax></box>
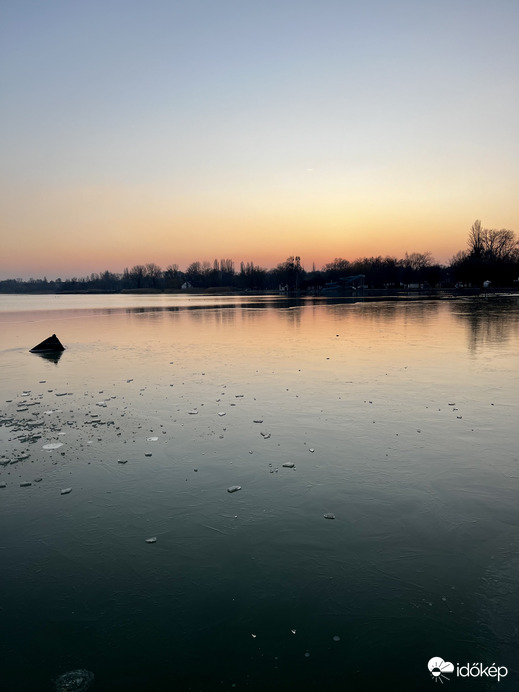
<box><xmin>54</xmin><ymin>669</ymin><xmax>94</xmax><ymax>692</ymax></box>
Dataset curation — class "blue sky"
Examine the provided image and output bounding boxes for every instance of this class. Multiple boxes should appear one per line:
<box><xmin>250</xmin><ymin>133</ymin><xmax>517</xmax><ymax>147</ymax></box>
<box><xmin>1</xmin><ymin>0</ymin><xmax>518</xmax><ymax>278</ymax></box>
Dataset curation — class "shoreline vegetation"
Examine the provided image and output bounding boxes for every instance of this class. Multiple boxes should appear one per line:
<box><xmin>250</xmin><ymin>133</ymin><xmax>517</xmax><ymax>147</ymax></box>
<box><xmin>2</xmin><ymin>221</ymin><xmax>518</xmax><ymax>296</ymax></box>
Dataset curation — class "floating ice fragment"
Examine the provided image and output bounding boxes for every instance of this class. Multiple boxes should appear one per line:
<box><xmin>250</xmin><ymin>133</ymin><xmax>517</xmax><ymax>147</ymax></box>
<box><xmin>61</xmin><ymin>488</ymin><xmax>72</xmax><ymax>495</ymax></box>
<box><xmin>146</xmin><ymin>436</ymin><xmax>158</xmax><ymax>441</ymax></box>
<box><xmin>323</xmin><ymin>513</ymin><xmax>336</xmax><ymax>520</ymax></box>
<box><xmin>227</xmin><ymin>485</ymin><xmax>241</xmax><ymax>493</ymax></box>
<box><xmin>54</xmin><ymin>669</ymin><xmax>94</xmax><ymax>692</ymax></box>
<box><xmin>291</xmin><ymin>629</ymin><xmax>296</xmax><ymax>634</ymax></box>
<box><xmin>251</xmin><ymin>634</ymin><xmax>257</xmax><ymax>638</ymax></box>
<box><xmin>261</xmin><ymin>432</ymin><xmax>271</xmax><ymax>439</ymax></box>
<box><xmin>188</xmin><ymin>409</ymin><xmax>198</xmax><ymax>415</ymax></box>
<box><xmin>218</xmin><ymin>412</ymin><xmax>226</xmax><ymax>416</ymax></box>
<box><xmin>20</xmin><ymin>482</ymin><xmax>32</xmax><ymax>487</ymax></box>
<box><xmin>16</xmin><ymin>407</ymin><xmax>29</xmax><ymax>412</ymax></box>
<box><xmin>117</xmin><ymin>459</ymin><xmax>128</xmax><ymax>464</ymax></box>
<box><xmin>43</xmin><ymin>443</ymin><xmax>63</xmax><ymax>450</ymax></box>
<box><xmin>145</xmin><ymin>537</ymin><xmax>157</xmax><ymax>543</ymax></box>
<box><xmin>333</xmin><ymin>635</ymin><xmax>341</xmax><ymax>642</ymax></box>
<box><xmin>282</xmin><ymin>462</ymin><xmax>295</xmax><ymax>468</ymax></box>
<box><xmin>253</xmin><ymin>420</ymin><xmax>263</xmax><ymax>424</ymax></box>
<box><xmin>309</xmin><ymin>448</ymin><xmax>315</xmax><ymax>453</ymax></box>
<box><xmin>0</xmin><ymin>482</ymin><xmax>6</xmax><ymax>488</ymax></box>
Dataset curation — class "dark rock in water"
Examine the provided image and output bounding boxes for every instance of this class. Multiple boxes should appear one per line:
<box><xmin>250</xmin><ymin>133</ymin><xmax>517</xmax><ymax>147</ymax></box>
<box><xmin>54</xmin><ymin>669</ymin><xmax>94</xmax><ymax>692</ymax></box>
<box><xmin>30</xmin><ymin>334</ymin><xmax>65</xmax><ymax>353</ymax></box>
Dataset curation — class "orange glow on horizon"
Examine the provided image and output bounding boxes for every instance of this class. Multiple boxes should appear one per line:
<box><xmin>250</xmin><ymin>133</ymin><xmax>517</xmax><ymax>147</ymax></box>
<box><xmin>1</xmin><ymin>180</ymin><xmax>518</xmax><ymax>280</ymax></box>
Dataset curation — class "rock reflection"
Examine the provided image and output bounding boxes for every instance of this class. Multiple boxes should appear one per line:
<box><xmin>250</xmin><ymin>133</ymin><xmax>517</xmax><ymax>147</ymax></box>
<box><xmin>32</xmin><ymin>350</ymin><xmax>64</xmax><ymax>364</ymax></box>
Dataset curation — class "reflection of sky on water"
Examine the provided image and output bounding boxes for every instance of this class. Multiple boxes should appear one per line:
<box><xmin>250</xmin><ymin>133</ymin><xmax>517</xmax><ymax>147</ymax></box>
<box><xmin>1</xmin><ymin>294</ymin><xmax>519</xmax><ymax>690</ymax></box>
<box><xmin>3</xmin><ymin>295</ymin><xmax>519</xmax><ymax>367</ymax></box>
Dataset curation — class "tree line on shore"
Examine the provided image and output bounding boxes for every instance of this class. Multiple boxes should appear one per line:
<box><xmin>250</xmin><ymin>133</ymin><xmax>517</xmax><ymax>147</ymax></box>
<box><xmin>1</xmin><ymin>221</ymin><xmax>518</xmax><ymax>294</ymax></box>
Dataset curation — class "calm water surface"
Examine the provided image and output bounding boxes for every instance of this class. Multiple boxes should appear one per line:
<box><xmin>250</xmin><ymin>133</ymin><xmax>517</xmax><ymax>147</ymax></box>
<box><xmin>1</xmin><ymin>294</ymin><xmax>518</xmax><ymax>691</ymax></box>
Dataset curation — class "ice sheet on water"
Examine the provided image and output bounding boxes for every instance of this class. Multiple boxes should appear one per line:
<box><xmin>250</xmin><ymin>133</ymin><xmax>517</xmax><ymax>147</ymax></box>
<box><xmin>54</xmin><ymin>669</ymin><xmax>94</xmax><ymax>692</ymax></box>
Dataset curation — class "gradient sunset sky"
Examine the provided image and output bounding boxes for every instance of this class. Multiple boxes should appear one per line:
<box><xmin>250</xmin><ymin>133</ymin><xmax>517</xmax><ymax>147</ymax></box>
<box><xmin>1</xmin><ymin>0</ymin><xmax>518</xmax><ymax>279</ymax></box>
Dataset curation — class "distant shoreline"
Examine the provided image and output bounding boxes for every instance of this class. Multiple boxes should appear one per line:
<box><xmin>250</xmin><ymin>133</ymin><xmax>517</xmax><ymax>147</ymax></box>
<box><xmin>1</xmin><ymin>287</ymin><xmax>518</xmax><ymax>299</ymax></box>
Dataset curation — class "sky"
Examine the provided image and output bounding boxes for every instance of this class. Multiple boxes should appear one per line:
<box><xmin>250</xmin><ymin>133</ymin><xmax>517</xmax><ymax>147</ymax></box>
<box><xmin>1</xmin><ymin>0</ymin><xmax>518</xmax><ymax>279</ymax></box>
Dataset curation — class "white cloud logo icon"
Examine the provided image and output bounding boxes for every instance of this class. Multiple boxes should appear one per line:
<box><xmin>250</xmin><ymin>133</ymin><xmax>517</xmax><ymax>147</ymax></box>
<box><xmin>428</xmin><ymin>657</ymin><xmax>454</xmax><ymax>683</ymax></box>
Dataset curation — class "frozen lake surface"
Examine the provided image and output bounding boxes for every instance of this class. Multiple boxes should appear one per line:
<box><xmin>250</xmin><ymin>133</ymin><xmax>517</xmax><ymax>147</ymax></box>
<box><xmin>1</xmin><ymin>294</ymin><xmax>518</xmax><ymax>691</ymax></box>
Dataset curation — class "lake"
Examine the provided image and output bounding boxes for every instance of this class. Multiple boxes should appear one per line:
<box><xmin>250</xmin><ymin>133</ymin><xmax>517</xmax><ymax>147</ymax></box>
<box><xmin>1</xmin><ymin>293</ymin><xmax>518</xmax><ymax>691</ymax></box>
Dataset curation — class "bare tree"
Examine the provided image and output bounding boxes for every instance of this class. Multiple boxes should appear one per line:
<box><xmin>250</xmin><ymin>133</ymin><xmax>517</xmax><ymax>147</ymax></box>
<box><xmin>467</xmin><ymin>220</ymin><xmax>485</xmax><ymax>258</ymax></box>
<box><xmin>130</xmin><ymin>265</ymin><xmax>146</xmax><ymax>288</ymax></box>
<box><xmin>467</xmin><ymin>220</ymin><xmax>518</xmax><ymax>262</ymax></box>
<box><xmin>144</xmin><ymin>263</ymin><xmax>163</xmax><ymax>288</ymax></box>
<box><xmin>484</xmin><ymin>229</ymin><xmax>518</xmax><ymax>262</ymax></box>
<box><xmin>402</xmin><ymin>251</ymin><xmax>433</xmax><ymax>271</ymax></box>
